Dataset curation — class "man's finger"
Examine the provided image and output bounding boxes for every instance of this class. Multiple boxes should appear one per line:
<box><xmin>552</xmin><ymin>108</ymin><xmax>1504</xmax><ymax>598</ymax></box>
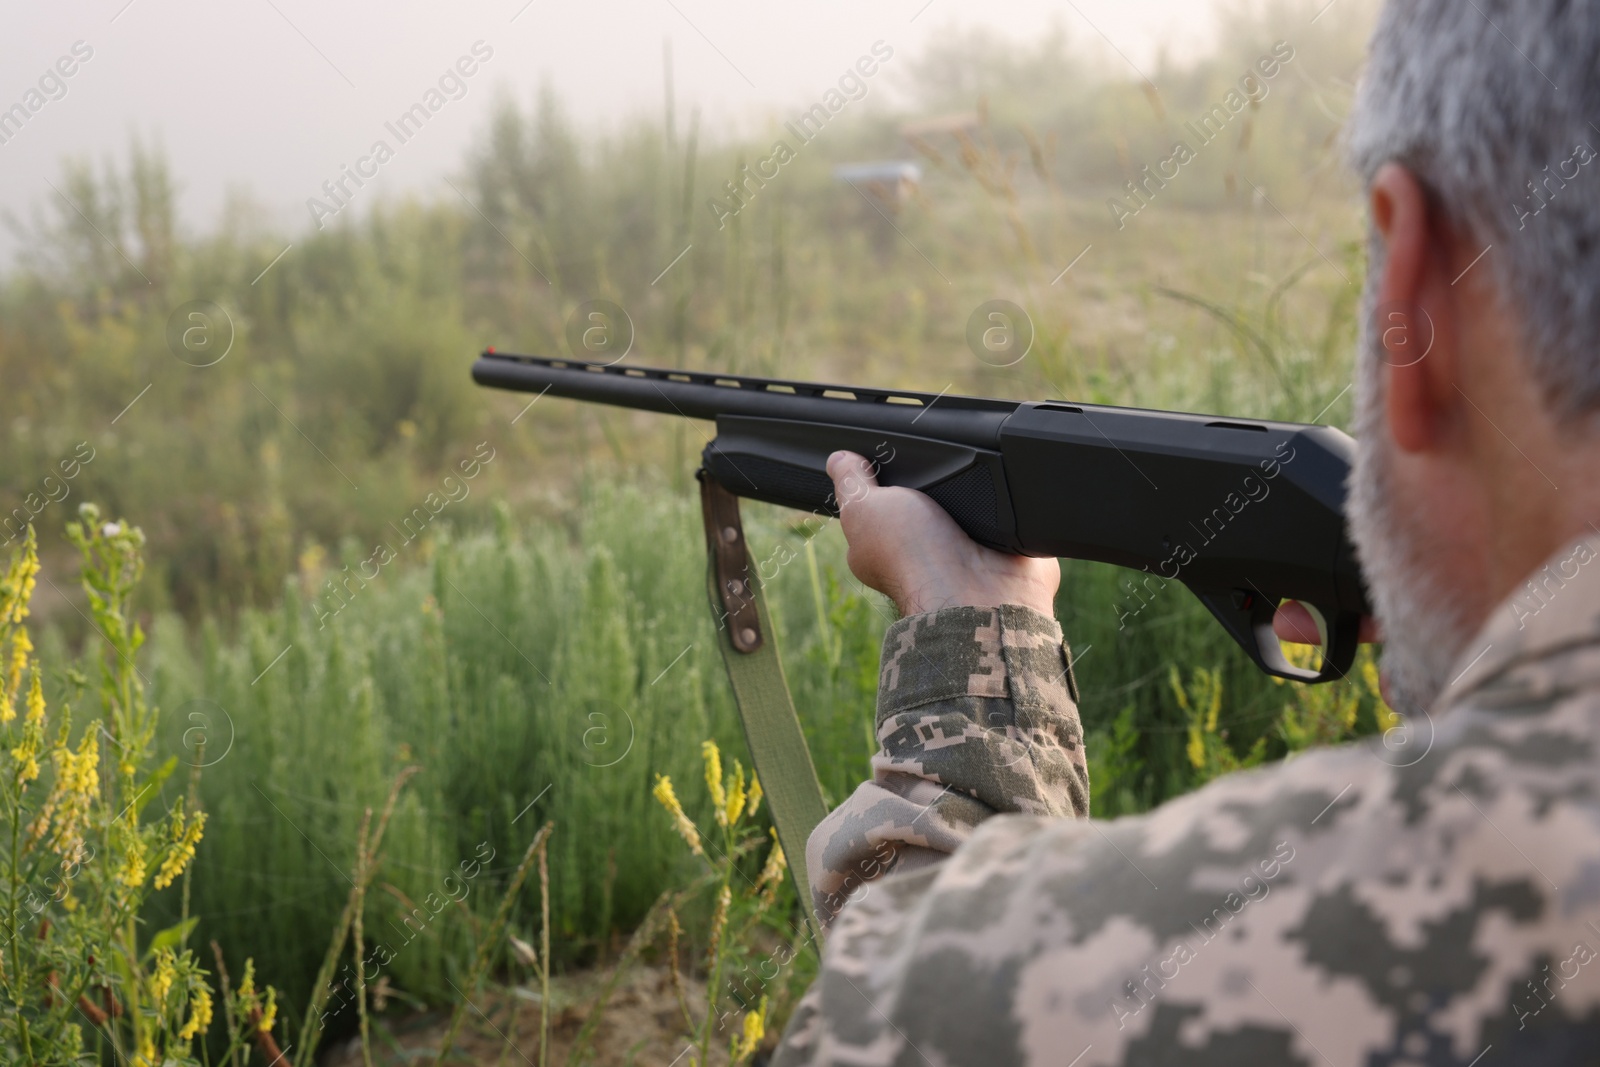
<box><xmin>1272</xmin><ymin>600</ymin><xmax>1382</xmax><ymax>645</ymax></box>
<box><xmin>826</xmin><ymin>450</ymin><xmax>879</xmax><ymax>510</ymax></box>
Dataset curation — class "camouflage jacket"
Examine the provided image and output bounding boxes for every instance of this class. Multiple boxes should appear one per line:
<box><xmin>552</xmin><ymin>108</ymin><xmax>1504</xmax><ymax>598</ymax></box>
<box><xmin>774</xmin><ymin>534</ymin><xmax>1600</xmax><ymax>1065</ymax></box>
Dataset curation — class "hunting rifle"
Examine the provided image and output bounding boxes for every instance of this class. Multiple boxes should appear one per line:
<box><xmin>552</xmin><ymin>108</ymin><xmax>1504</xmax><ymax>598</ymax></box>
<box><xmin>472</xmin><ymin>349</ymin><xmax>1371</xmax><ymax>684</ymax></box>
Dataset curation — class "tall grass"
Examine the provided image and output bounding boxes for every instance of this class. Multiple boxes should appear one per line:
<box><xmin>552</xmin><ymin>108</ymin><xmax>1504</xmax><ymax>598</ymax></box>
<box><xmin>127</xmin><ymin>486</ymin><xmax>878</xmax><ymax>1037</ymax></box>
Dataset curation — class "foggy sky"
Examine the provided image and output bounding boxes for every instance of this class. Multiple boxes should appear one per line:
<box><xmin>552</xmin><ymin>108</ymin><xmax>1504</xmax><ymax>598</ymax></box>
<box><xmin>0</xmin><ymin>0</ymin><xmax>1222</xmax><ymax>263</ymax></box>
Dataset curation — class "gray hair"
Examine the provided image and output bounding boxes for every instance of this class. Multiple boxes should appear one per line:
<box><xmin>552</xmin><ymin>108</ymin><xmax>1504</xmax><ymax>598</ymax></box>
<box><xmin>1347</xmin><ymin>0</ymin><xmax>1600</xmax><ymax>420</ymax></box>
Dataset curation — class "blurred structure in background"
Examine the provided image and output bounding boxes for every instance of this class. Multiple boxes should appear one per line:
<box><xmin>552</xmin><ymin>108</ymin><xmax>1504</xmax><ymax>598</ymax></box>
<box><xmin>831</xmin><ymin>161</ymin><xmax>923</xmax><ymax>210</ymax></box>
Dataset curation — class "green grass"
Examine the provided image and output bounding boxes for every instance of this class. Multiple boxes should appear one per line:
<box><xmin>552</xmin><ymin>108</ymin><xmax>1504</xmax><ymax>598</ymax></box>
<box><xmin>129</xmin><ymin>486</ymin><xmax>877</xmax><ymax>1039</ymax></box>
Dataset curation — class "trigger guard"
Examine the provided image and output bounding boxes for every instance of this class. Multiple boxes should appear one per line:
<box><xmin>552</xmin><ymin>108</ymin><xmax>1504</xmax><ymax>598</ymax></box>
<box><xmin>1194</xmin><ymin>589</ymin><xmax>1360</xmax><ymax>684</ymax></box>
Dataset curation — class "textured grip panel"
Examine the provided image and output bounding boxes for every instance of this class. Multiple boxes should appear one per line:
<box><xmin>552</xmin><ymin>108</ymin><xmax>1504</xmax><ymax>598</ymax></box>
<box><xmin>706</xmin><ymin>450</ymin><xmax>1005</xmax><ymax>547</ymax></box>
<box><xmin>923</xmin><ymin>463</ymin><xmax>1002</xmax><ymax>546</ymax></box>
<box><xmin>707</xmin><ymin>452</ymin><xmax>838</xmax><ymax>515</ymax></box>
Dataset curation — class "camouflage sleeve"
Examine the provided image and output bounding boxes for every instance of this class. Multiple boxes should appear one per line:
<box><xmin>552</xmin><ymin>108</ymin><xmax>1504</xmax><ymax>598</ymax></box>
<box><xmin>773</xmin><ymin>533</ymin><xmax>1600</xmax><ymax>1065</ymax></box>
<box><xmin>805</xmin><ymin>604</ymin><xmax>1090</xmax><ymax>928</ymax></box>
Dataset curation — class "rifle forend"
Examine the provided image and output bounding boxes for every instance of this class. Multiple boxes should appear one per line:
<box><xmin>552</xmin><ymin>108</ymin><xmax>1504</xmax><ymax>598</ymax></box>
<box><xmin>473</xmin><ymin>350</ymin><xmax>1372</xmax><ymax>683</ymax></box>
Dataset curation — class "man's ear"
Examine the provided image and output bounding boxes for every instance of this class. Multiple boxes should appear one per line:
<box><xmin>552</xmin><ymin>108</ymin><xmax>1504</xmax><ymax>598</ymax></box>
<box><xmin>1370</xmin><ymin>162</ymin><xmax>1457</xmax><ymax>454</ymax></box>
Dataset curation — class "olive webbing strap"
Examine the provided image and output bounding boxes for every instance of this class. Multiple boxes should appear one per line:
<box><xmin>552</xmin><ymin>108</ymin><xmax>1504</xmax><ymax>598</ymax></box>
<box><xmin>700</xmin><ymin>474</ymin><xmax>828</xmax><ymax>942</ymax></box>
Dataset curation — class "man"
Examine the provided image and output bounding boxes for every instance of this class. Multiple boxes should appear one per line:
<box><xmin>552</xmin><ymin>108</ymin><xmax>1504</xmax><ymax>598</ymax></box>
<box><xmin>772</xmin><ymin>1</ymin><xmax>1600</xmax><ymax>1062</ymax></box>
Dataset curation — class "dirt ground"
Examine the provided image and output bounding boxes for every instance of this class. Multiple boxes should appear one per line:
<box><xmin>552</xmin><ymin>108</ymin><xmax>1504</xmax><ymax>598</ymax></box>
<box><xmin>321</xmin><ymin>963</ymin><xmax>753</xmax><ymax>1067</ymax></box>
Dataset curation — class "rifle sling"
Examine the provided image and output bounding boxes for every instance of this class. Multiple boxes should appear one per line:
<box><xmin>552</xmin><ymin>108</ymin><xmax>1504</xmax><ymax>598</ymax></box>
<box><xmin>699</xmin><ymin>473</ymin><xmax>828</xmax><ymax>941</ymax></box>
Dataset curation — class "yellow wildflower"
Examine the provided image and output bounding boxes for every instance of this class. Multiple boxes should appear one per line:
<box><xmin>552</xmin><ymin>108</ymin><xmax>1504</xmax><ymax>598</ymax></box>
<box><xmin>1361</xmin><ymin>652</ymin><xmax>1401</xmax><ymax>728</ymax></box>
<box><xmin>652</xmin><ymin>775</ymin><xmax>704</xmax><ymax>857</ymax></box>
<box><xmin>4</xmin><ymin>626</ymin><xmax>31</xmax><ymax>717</ymax></box>
<box><xmin>11</xmin><ymin>752</ymin><xmax>38</xmax><ymax>786</ymax></box>
<box><xmin>1286</xmin><ymin>640</ymin><xmax>1321</xmax><ymax>673</ymax></box>
<box><xmin>298</xmin><ymin>542</ymin><xmax>327</xmax><ymax>581</ymax></box>
<box><xmin>257</xmin><ymin>986</ymin><xmax>278</xmax><ymax>1033</ymax></box>
<box><xmin>150</xmin><ymin>949</ymin><xmax>177</xmax><ymax>1004</ymax></box>
<box><xmin>1175</xmin><ymin>666</ymin><xmax>1224</xmax><ymax>772</ymax></box>
<box><xmin>724</xmin><ymin>759</ymin><xmax>747</xmax><ymax>827</ymax></box>
<box><xmin>24</xmin><ymin>807</ymin><xmax>48</xmax><ymax>850</ymax></box>
<box><xmin>237</xmin><ymin>958</ymin><xmax>256</xmax><ymax>1001</ymax></box>
<box><xmin>134</xmin><ymin>1033</ymin><xmax>157</xmax><ymax>1067</ymax></box>
<box><xmin>9</xmin><ymin>675</ymin><xmax>45</xmax><ymax>783</ymax></box>
<box><xmin>178</xmin><ymin>984</ymin><xmax>214</xmax><ymax>1040</ymax></box>
<box><xmin>730</xmin><ymin>995</ymin><xmax>768</xmax><ymax>1062</ymax></box>
<box><xmin>702</xmin><ymin>740</ymin><xmax>727</xmax><ymax>826</ymax></box>
<box><xmin>29</xmin><ymin>729</ymin><xmax>97</xmax><ymax>856</ymax></box>
<box><xmin>755</xmin><ymin>828</ymin><xmax>787</xmax><ymax>901</ymax></box>
<box><xmin>118</xmin><ymin>834</ymin><xmax>147</xmax><ymax>888</ymax></box>
<box><xmin>1</xmin><ymin>532</ymin><xmax>39</xmax><ymax>626</ymax></box>
<box><xmin>746</xmin><ymin>774</ymin><xmax>763</xmax><ymax>821</ymax></box>
<box><xmin>155</xmin><ymin>809</ymin><xmax>206</xmax><ymax>890</ymax></box>
<box><xmin>49</xmin><ymin>732</ymin><xmax>98</xmax><ymax>858</ymax></box>
<box><xmin>1360</xmin><ymin>653</ymin><xmax>1381</xmax><ymax>698</ymax></box>
<box><xmin>24</xmin><ymin>672</ymin><xmax>42</xmax><ymax>727</ymax></box>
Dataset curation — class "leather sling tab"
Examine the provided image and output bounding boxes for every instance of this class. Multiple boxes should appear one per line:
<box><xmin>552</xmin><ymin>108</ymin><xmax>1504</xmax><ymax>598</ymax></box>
<box><xmin>698</xmin><ymin>472</ymin><xmax>828</xmax><ymax>941</ymax></box>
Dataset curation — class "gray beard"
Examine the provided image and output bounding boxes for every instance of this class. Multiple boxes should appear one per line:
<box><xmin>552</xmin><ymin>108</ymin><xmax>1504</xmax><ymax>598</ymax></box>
<box><xmin>1346</xmin><ymin>258</ymin><xmax>1480</xmax><ymax>712</ymax></box>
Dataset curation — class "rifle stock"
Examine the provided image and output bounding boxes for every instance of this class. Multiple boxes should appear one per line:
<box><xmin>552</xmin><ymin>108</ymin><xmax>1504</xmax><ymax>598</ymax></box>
<box><xmin>473</xmin><ymin>350</ymin><xmax>1371</xmax><ymax>683</ymax></box>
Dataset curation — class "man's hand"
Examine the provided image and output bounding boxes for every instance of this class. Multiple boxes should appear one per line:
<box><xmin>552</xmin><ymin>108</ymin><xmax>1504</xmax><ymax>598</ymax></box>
<box><xmin>826</xmin><ymin>450</ymin><xmax>1060</xmax><ymax>618</ymax></box>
